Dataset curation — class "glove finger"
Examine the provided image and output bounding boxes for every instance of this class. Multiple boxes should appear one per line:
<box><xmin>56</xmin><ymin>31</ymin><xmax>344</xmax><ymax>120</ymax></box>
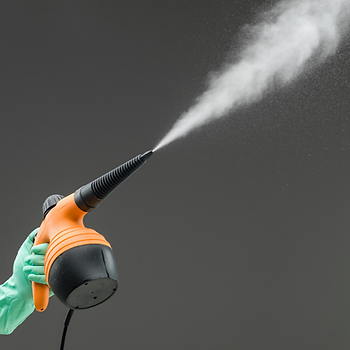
<box><xmin>23</xmin><ymin>265</ymin><xmax>45</xmax><ymax>276</ymax></box>
<box><xmin>24</xmin><ymin>254</ymin><xmax>45</xmax><ymax>266</ymax></box>
<box><xmin>28</xmin><ymin>274</ymin><xmax>47</xmax><ymax>284</ymax></box>
<box><xmin>31</xmin><ymin>243</ymin><xmax>49</xmax><ymax>255</ymax></box>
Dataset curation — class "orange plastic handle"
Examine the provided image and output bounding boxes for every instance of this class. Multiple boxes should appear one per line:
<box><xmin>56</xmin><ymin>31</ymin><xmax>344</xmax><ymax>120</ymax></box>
<box><xmin>32</xmin><ymin>218</ymin><xmax>52</xmax><ymax>312</ymax></box>
<box><xmin>32</xmin><ymin>281</ymin><xmax>49</xmax><ymax>312</ymax></box>
<box><xmin>32</xmin><ymin>193</ymin><xmax>111</xmax><ymax>312</ymax></box>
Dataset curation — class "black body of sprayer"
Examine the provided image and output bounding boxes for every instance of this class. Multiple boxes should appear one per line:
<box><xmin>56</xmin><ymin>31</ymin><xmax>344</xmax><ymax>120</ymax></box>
<box><xmin>45</xmin><ymin>150</ymin><xmax>153</xmax><ymax>309</ymax></box>
<box><xmin>49</xmin><ymin>244</ymin><xmax>118</xmax><ymax>309</ymax></box>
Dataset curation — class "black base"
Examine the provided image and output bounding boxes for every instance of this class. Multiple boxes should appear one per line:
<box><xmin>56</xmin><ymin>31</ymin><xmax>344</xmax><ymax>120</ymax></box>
<box><xmin>49</xmin><ymin>244</ymin><xmax>118</xmax><ymax>309</ymax></box>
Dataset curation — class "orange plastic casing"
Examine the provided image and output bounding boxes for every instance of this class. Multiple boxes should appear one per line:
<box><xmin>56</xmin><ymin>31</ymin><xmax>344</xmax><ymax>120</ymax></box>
<box><xmin>32</xmin><ymin>193</ymin><xmax>111</xmax><ymax>312</ymax></box>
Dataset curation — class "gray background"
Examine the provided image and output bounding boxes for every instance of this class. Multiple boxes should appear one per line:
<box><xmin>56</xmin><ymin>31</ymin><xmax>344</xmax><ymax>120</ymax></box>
<box><xmin>1</xmin><ymin>0</ymin><xmax>350</xmax><ymax>349</ymax></box>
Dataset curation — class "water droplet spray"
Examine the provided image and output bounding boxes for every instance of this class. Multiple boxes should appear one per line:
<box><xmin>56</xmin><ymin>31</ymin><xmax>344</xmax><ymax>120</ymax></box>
<box><xmin>153</xmin><ymin>0</ymin><xmax>350</xmax><ymax>152</ymax></box>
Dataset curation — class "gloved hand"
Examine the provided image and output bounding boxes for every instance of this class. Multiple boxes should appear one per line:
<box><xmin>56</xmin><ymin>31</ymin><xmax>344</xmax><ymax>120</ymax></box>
<box><xmin>23</xmin><ymin>240</ymin><xmax>50</xmax><ymax>285</ymax></box>
<box><xmin>0</xmin><ymin>228</ymin><xmax>53</xmax><ymax>335</ymax></box>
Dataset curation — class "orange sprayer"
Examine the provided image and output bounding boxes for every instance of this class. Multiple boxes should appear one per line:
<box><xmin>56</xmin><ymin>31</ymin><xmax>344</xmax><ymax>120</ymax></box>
<box><xmin>32</xmin><ymin>150</ymin><xmax>153</xmax><ymax>312</ymax></box>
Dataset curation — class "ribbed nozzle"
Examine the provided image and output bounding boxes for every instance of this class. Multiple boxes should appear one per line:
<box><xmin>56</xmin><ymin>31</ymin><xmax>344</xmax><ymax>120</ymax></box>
<box><xmin>74</xmin><ymin>150</ymin><xmax>153</xmax><ymax>212</ymax></box>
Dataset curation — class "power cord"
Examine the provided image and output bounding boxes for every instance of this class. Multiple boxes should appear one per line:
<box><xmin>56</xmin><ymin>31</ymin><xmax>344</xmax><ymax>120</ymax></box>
<box><xmin>60</xmin><ymin>308</ymin><xmax>75</xmax><ymax>350</ymax></box>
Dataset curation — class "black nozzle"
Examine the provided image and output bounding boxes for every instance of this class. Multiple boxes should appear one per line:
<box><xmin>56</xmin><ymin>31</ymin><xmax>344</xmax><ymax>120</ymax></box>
<box><xmin>74</xmin><ymin>150</ymin><xmax>153</xmax><ymax>212</ymax></box>
<box><xmin>140</xmin><ymin>150</ymin><xmax>153</xmax><ymax>161</ymax></box>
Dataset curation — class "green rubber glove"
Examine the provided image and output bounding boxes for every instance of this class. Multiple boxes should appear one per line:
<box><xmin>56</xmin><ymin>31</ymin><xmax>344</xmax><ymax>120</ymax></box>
<box><xmin>23</xmin><ymin>241</ymin><xmax>49</xmax><ymax>284</ymax></box>
<box><xmin>0</xmin><ymin>228</ymin><xmax>52</xmax><ymax>335</ymax></box>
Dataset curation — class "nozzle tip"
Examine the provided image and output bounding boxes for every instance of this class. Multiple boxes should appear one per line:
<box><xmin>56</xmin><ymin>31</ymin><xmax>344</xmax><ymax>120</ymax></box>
<box><xmin>140</xmin><ymin>150</ymin><xmax>153</xmax><ymax>161</ymax></box>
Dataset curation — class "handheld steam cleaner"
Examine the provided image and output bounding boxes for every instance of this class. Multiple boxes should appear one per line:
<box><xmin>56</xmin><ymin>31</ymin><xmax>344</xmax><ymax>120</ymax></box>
<box><xmin>32</xmin><ymin>150</ymin><xmax>153</xmax><ymax>348</ymax></box>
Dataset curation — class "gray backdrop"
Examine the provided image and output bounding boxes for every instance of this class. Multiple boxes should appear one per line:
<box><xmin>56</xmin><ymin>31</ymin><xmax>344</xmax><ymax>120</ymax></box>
<box><xmin>1</xmin><ymin>1</ymin><xmax>350</xmax><ymax>349</ymax></box>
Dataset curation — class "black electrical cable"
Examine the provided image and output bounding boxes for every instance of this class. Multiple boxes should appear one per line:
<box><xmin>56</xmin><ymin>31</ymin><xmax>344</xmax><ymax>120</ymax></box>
<box><xmin>60</xmin><ymin>308</ymin><xmax>75</xmax><ymax>350</ymax></box>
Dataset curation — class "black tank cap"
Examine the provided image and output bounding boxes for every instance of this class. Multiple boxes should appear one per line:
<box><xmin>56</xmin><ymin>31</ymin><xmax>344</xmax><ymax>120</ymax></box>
<box><xmin>42</xmin><ymin>194</ymin><xmax>65</xmax><ymax>217</ymax></box>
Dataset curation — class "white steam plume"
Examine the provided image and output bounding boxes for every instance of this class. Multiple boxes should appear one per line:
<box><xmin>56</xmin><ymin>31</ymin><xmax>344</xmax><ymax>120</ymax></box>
<box><xmin>154</xmin><ymin>0</ymin><xmax>350</xmax><ymax>151</ymax></box>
